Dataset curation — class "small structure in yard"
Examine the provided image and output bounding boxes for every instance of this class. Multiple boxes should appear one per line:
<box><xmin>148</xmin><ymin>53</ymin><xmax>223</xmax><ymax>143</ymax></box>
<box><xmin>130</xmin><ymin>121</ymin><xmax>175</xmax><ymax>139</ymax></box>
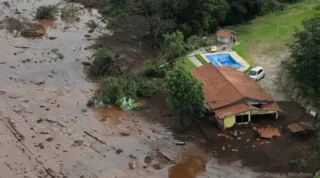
<box><xmin>192</xmin><ymin>63</ymin><xmax>280</xmax><ymax>130</ymax></box>
<box><xmin>216</xmin><ymin>29</ymin><xmax>235</xmax><ymax>45</ymax></box>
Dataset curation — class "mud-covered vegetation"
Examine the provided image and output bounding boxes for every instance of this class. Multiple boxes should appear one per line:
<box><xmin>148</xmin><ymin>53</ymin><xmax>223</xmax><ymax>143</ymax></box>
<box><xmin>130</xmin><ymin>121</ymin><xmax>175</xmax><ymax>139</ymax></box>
<box><xmin>60</xmin><ymin>6</ymin><xmax>80</xmax><ymax>22</ymax></box>
<box><xmin>36</xmin><ymin>5</ymin><xmax>58</xmax><ymax>20</ymax></box>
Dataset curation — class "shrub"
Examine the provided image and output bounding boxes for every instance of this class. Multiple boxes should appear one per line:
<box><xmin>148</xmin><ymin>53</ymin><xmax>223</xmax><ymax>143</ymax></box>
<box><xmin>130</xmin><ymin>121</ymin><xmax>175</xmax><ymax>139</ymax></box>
<box><xmin>315</xmin><ymin>171</ymin><xmax>320</xmax><ymax>178</ymax></box>
<box><xmin>60</xmin><ymin>6</ymin><xmax>79</xmax><ymax>22</ymax></box>
<box><xmin>290</xmin><ymin>158</ymin><xmax>306</xmax><ymax>169</ymax></box>
<box><xmin>142</xmin><ymin>59</ymin><xmax>168</xmax><ymax>78</ymax></box>
<box><xmin>93</xmin><ymin>74</ymin><xmax>161</xmax><ymax>106</ymax></box>
<box><xmin>195</xmin><ymin>54</ymin><xmax>208</xmax><ymax>64</ymax></box>
<box><xmin>36</xmin><ymin>5</ymin><xmax>58</xmax><ymax>20</ymax></box>
<box><xmin>90</xmin><ymin>48</ymin><xmax>123</xmax><ymax>77</ymax></box>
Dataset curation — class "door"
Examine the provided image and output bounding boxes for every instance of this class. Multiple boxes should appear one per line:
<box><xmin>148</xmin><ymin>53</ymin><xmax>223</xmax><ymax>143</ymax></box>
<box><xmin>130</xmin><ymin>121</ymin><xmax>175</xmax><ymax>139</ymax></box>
<box><xmin>257</xmin><ymin>69</ymin><xmax>263</xmax><ymax>80</ymax></box>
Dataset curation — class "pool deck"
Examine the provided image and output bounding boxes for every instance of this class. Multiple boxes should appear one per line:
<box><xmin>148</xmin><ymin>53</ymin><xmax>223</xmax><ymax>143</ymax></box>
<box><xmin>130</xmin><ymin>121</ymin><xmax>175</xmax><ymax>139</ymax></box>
<box><xmin>200</xmin><ymin>51</ymin><xmax>250</xmax><ymax>72</ymax></box>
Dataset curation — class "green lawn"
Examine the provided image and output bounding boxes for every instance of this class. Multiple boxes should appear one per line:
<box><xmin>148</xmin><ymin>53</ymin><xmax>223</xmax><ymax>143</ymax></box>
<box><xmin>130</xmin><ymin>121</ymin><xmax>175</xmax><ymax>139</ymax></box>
<box><xmin>230</xmin><ymin>0</ymin><xmax>318</xmax><ymax>67</ymax></box>
<box><xmin>195</xmin><ymin>54</ymin><xmax>208</xmax><ymax>65</ymax></box>
<box><xmin>176</xmin><ymin>56</ymin><xmax>196</xmax><ymax>71</ymax></box>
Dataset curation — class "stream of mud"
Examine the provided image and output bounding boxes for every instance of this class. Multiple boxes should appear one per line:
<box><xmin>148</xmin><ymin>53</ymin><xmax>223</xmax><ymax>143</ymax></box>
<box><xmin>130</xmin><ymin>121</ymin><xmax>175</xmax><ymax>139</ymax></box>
<box><xmin>0</xmin><ymin>1</ymin><xmax>261</xmax><ymax>178</ymax></box>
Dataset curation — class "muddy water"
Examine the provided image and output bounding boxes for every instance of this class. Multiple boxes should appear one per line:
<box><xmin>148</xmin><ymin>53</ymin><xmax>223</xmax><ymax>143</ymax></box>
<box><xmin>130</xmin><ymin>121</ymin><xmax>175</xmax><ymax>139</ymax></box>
<box><xmin>0</xmin><ymin>1</ymin><xmax>262</xmax><ymax>178</ymax></box>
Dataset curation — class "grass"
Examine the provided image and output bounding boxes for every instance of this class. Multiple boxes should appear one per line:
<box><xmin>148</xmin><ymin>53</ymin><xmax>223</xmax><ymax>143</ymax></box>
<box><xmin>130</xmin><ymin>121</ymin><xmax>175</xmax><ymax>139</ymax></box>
<box><xmin>195</xmin><ymin>54</ymin><xmax>208</xmax><ymax>65</ymax></box>
<box><xmin>176</xmin><ymin>56</ymin><xmax>196</xmax><ymax>71</ymax></box>
<box><xmin>229</xmin><ymin>0</ymin><xmax>318</xmax><ymax>67</ymax></box>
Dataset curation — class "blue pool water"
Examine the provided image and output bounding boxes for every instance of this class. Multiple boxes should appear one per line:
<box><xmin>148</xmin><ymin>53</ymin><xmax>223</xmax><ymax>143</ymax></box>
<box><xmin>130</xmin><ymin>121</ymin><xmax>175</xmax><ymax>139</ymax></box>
<box><xmin>205</xmin><ymin>53</ymin><xmax>244</xmax><ymax>69</ymax></box>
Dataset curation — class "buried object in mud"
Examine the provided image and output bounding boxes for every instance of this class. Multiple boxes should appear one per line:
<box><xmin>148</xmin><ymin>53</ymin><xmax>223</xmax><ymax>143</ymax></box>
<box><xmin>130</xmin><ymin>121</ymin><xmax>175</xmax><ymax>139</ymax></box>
<box><xmin>287</xmin><ymin>121</ymin><xmax>316</xmax><ymax>133</ymax></box>
<box><xmin>253</xmin><ymin>127</ymin><xmax>281</xmax><ymax>139</ymax></box>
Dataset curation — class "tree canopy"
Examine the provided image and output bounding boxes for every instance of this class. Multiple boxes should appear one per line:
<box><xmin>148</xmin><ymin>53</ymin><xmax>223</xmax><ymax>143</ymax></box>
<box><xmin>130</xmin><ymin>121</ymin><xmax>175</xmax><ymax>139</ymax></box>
<box><xmin>164</xmin><ymin>66</ymin><xmax>205</xmax><ymax>118</ymax></box>
<box><xmin>104</xmin><ymin>0</ymin><xmax>299</xmax><ymax>40</ymax></box>
<box><xmin>288</xmin><ymin>12</ymin><xmax>320</xmax><ymax>98</ymax></box>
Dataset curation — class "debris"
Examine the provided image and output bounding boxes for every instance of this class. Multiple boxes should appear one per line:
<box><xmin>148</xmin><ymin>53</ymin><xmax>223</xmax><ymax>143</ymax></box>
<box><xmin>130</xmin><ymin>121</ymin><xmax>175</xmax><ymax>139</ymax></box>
<box><xmin>51</xmin><ymin>48</ymin><xmax>59</xmax><ymax>53</ymax></box>
<box><xmin>15</xmin><ymin>45</ymin><xmax>29</xmax><ymax>49</ymax></box>
<box><xmin>152</xmin><ymin>163</ymin><xmax>161</xmax><ymax>170</ymax></box>
<box><xmin>10</xmin><ymin>65</ymin><xmax>16</xmax><ymax>68</ymax></box>
<box><xmin>81</xmin><ymin>61</ymin><xmax>92</xmax><ymax>66</ymax></box>
<box><xmin>115</xmin><ymin>148</ymin><xmax>123</xmax><ymax>154</ymax></box>
<box><xmin>287</xmin><ymin>121</ymin><xmax>316</xmax><ymax>133</ymax></box>
<box><xmin>222</xmin><ymin>146</ymin><xmax>225</xmax><ymax>151</ymax></box>
<box><xmin>175</xmin><ymin>142</ymin><xmax>185</xmax><ymax>145</ymax></box>
<box><xmin>84</xmin><ymin>131</ymin><xmax>106</xmax><ymax>145</ymax></box>
<box><xmin>20</xmin><ymin>28</ymin><xmax>45</xmax><ymax>38</ymax></box>
<box><xmin>228</xmin><ymin>145</ymin><xmax>230</xmax><ymax>147</ymax></box>
<box><xmin>46</xmin><ymin>137</ymin><xmax>54</xmax><ymax>142</ymax></box>
<box><xmin>0</xmin><ymin>91</ymin><xmax>6</xmax><ymax>95</ymax></box>
<box><xmin>253</xmin><ymin>127</ymin><xmax>281</xmax><ymax>139</ymax></box>
<box><xmin>36</xmin><ymin>142</ymin><xmax>44</xmax><ymax>149</ymax></box>
<box><xmin>81</xmin><ymin>108</ymin><xmax>87</xmax><ymax>113</ymax></box>
<box><xmin>72</xmin><ymin>140</ymin><xmax>83</xmax><ymax>147</ymax></box>
<box><xmin>144</xmin><ymin>156</ymin><xmax>152</xmax><ymax>164</ymax></box>
<box><xmin>119</xmin><ymin>132</ymin><xmax>129</xmax><ymax>136</ymax></box>
<box><xmin>128</xmin><ymin>161</ymin><xmax>135</xmax><ymax>169</ymax></box>
<box><xmin>129</xmin><ymin>154</ymin><xmax>137</xmax><ymax>159</ymax></box>
<box><xmin>237</xmin><ymin>137</ymin><xmax>242</xmax><ymax>140</ymax></box>
<box><xmin>48</xmin><ymin>36</ymin><xmax>57</xmax><ymax>40</ymax></box>
<box><xmin>232</xmin><ymin>149</ymin><xmax>239</xmax><ymax>152</ymax></box>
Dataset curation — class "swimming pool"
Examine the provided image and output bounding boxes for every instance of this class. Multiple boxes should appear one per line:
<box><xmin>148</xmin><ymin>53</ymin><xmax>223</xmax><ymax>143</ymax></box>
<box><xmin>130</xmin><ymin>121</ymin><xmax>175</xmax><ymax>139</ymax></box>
<box><xmin>205</xmin><ymin>53</ymin><xmax>244</xmax><ymax>69</ymax></box>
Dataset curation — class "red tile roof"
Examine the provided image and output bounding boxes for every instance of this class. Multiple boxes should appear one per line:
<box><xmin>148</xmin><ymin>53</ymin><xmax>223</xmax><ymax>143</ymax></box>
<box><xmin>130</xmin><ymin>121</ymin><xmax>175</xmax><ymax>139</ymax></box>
<box><xmin>216</xmin><ymin>30</ymin><xmax>234</xmax><ymax>37</ymax></box>
<box><xmin>192</xmin><ymin>63</ymin><xmax>280</xmax><ymax>118</ymax></box>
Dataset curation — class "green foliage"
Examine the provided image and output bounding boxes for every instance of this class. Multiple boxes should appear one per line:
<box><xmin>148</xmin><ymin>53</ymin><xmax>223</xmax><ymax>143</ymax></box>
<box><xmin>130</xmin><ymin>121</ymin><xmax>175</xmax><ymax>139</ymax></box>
<box><xmin>176</xmin><ymin>57</ymin><xmax>197</xmax><ymax>71</ymax></box>
<box><xmin>290</xmin><ymin>158</ymin><xmax>306</xmax><ymax>169</ymax></box>
<box><xmin>36</xmin><ymin>5</ymin><xmax>57</xmax><ymax>20</ymax></box>
<box><xmin>288</xmin><ymin>12</ymin><xmax>320</xmax><ymax>99</ymax></box>
<box><xmin>315</xmin><ymin>171</ymin><xmax>320</xmax><ymax>178</ymax></box>
<box><xmin>185</xmin><ymin>36</ymin><xmax>209</xmax><ymax>52</ymax></box>
<box><xmin>162</xmin><ymin>30</ymin><xmax>186</xmax><ymax>60</ymax></box>
<box><xmin>195</xmin><ymin>54</ymin><xmax>208</xmax><ymax>65</ymax></box>
<box><xmin>90</xmin><ymin>48</ymin><xmax>123</xmax><ymax>77</ymax></box>
<box><xmin>94</xmin><ymin>74</ymin><xmax>160</xmax><ymax>106</ymax></box>
<box><xmin>142</xmin><ymin>59</ymin><xmax>168</xmax><ymax>78</ymax></box>
<box><xmin>164</xmin><ymin>67</ymin><xmax>205</xmax><ymax>118</ymax></box>
<box><xmin>60</xmin><ymin>6</ymin><xmax>79</xmax><ymax>22</ymax></box>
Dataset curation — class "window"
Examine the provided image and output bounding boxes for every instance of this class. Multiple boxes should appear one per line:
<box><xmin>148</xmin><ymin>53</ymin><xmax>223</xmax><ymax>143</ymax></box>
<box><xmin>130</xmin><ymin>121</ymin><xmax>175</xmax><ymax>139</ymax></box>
<box><xmin>236</xmin><ymin>115</ymin><xmax>249</xmax><ymax>123</ymax></box>
<box><xmin>258</xmin><ymin>69</ymin><xmax>263</xmax><ymax>74</ymax></box>
<box><xmin>249</xmin><ymin>70</ymin><xmax>257</xmax><ymax>75</ymax></box>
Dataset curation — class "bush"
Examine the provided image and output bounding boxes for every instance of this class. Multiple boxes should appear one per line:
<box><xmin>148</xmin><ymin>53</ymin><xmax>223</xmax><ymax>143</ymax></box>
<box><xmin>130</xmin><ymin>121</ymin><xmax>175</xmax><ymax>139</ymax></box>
<box><xmin>93</xmin><ymin>74</ymin><xmax>161</xmax><ymax>106</ymax></box>
<box><xmin>36</xmin><ymin>5</ymin><xmax>57</xmax><ymax>20</ymax></box>
<box><xmin>315</xmin><ymin>171</ymin><xmax>320</xmax><ymax>178</ymax></box>
<box><xmin>195</xmin><ymin>54</ymin><xmax>208</xmax><ymax>64</ymax></box>
<box><xmin>90</xmin><ymin>48</ymin><xmax>123</xmax><ymax>77</ymax></box>
<box><xmin>60</xmin><ymin>6</ymin><xmax>79</xmax><ymax>22</ymax></box>
<box><xmin>290</xmin><ymin>158</ymin><xmax>306</xmax><ymax>169</ymax></box>
<box><xmin>142</xmin><ymin>59</ymin><xmax>168</xmax><ymax>78</ymax></box>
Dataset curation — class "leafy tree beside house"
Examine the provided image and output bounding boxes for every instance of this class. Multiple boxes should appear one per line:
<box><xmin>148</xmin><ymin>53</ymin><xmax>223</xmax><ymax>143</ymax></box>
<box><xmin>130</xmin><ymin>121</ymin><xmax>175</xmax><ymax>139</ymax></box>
<box><xmin>164</xmin><ymin>66</ymin><xmax>205</xmax><ymax>125</ymax></box>
<box><xmin>288</xmin><ymin>13</ymin><xmax>320</xmax><ymax>99</ymax></box>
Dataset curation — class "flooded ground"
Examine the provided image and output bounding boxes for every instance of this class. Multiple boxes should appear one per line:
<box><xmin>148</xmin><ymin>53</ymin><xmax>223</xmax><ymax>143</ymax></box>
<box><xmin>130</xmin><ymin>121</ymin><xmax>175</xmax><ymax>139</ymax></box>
<box><xmin>0</xmin><ymin>1</ymin><xmax>263</xmax><ymax>178</ymax></box>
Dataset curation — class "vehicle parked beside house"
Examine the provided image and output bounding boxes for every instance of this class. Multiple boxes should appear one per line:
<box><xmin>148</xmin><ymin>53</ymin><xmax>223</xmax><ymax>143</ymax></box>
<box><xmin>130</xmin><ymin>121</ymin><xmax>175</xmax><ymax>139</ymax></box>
<box><xmin>248</xmin><ymin>66</ymin><xmax>265</xmax><ymax>81</ymax></box>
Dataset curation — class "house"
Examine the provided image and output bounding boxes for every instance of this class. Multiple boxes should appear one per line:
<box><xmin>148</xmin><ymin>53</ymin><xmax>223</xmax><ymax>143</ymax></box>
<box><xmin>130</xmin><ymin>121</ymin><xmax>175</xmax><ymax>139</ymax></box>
<box><xmin>216</xmin><ymin>29</ymin><xmax>235</xmax><ymax>44</ymax></box>
<box><xmin>192</xmin><ymin>63</ymin><xmax>280</xmax><ymax>130</ymax></box>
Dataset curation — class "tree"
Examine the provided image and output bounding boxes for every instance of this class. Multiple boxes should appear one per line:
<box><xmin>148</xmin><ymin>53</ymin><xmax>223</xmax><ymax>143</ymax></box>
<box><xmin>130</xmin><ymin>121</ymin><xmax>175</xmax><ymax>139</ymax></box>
<box><xmin>288</xmin><ymin>13</ymin><xmax>320</xmax><ymax>98</ymax></box>
<box><xmin>164</xmin><ymin>66</ymin><xmax>205</xmax><ymax>119</ymax></box>
<box><xmin>162</xmin><ymin>30</ymin><xmax>186</xmax><ymax>60</ymax></box>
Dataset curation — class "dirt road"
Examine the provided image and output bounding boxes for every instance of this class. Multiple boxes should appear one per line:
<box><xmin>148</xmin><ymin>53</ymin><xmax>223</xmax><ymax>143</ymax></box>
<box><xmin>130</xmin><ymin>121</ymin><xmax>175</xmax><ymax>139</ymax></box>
<box><xmin>0</xmin><ymin>1</ymin><xmax>261</xmax><ymax>178</ymax></box>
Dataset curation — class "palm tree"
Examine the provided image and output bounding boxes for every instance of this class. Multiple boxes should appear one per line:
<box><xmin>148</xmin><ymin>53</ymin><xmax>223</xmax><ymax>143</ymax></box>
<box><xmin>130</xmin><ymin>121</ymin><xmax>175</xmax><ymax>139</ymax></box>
<box><xmin>91</xmin><ymin>48</ymin><xmax>124</xmax><ymax>77</ymax></box>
